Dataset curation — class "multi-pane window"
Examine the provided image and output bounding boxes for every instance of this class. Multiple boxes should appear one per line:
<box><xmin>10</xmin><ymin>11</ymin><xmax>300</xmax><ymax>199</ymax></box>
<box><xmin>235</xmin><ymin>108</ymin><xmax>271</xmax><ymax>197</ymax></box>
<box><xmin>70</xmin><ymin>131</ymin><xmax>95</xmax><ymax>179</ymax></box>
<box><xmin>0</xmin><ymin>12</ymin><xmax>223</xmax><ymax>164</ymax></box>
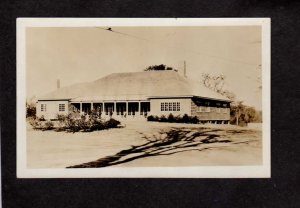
<box><xmin>176</xmin><ymin>102</ymin><xmax>180</xmax><ymax>111</ymax></box>
<box><xmin>165</xmin><ymin>102</ymin><xmax>169</xmax><ymax>111</ymax></box>
<box><xmin>41</xmin><ymin>104</ymin><xmax>46</xmax><ymax>112</ymax></box>
<box><xmin>161</xmin><ymin>102</ymin><xmax>180</xmax><ymax>111</ymax></box>
<box><xmin>161</xmin><ymin>103</ymin><xmax>165</xmax><ymax>111</ymax></box>
<box><xmin>216</xmin><ymin>108</ymin><xmax>221</xmax><ymax>113</ymax></box>
<box><xmin>59</xmin><ymin>104</ymin><xmax>65</xmax><ymax>112</ymax></box>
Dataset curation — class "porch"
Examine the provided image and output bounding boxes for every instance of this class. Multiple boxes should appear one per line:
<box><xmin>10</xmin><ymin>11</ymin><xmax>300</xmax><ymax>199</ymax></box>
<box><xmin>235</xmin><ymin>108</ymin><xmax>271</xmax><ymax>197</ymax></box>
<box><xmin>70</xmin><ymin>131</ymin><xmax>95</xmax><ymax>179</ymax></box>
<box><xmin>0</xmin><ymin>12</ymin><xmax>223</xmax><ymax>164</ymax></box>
<box><xmin>70</xmin><ymin>101</ymin><xmax>150</xmax><ymax>119</ymax></box>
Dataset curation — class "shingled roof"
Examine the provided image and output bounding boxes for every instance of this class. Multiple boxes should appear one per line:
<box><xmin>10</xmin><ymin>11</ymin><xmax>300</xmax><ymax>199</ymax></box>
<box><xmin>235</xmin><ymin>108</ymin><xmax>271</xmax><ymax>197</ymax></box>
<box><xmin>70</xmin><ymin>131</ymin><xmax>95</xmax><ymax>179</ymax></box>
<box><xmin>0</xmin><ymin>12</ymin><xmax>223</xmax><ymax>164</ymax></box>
<box><xmin>38</xmin><ymin>71</ymin><xmax>231</xmax><ymax>102</ymax></box>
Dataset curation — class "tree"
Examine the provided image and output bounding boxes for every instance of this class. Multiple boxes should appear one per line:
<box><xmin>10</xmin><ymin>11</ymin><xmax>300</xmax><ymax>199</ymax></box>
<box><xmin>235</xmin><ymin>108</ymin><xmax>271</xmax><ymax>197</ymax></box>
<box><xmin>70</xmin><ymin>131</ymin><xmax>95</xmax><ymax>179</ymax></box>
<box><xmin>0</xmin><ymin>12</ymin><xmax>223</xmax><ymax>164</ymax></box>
<box><xmin>201</xmin><ymin>73</ymin><xmax>236</xmax><ymax>100</ymax></box>
<box><xmin>144</xmin><ymin>64</ymin><xmax>177</xmax><ymax>72</ymax></box>
<box><xmin>244</xmin><ymin>106</ymin><xmax>256</xmax><ymax>123</ymax></box>
<box><xmin>230</xmin><ymin>102</ymin><xmax>260</xmax><ymax>126</ymax></box>
<box><xmin>26</xmin><ymin>101</ymin><xmax>36</xmax><ymax>118</ymax></box>
<box><xmin>201</xmin><ymin>73</ymin><xmax>261</xmax><ymax>126</ymax></box>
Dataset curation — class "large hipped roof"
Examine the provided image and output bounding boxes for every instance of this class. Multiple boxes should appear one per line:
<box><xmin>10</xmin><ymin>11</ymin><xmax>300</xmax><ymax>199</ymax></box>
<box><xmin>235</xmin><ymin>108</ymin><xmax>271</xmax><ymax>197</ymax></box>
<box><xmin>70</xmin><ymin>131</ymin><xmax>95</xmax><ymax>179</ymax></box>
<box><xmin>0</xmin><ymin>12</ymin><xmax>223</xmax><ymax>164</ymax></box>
<box><xmin>38</xmin><ymin>71</ymin><xmax>231</xmax><ymax>102</ymax></box>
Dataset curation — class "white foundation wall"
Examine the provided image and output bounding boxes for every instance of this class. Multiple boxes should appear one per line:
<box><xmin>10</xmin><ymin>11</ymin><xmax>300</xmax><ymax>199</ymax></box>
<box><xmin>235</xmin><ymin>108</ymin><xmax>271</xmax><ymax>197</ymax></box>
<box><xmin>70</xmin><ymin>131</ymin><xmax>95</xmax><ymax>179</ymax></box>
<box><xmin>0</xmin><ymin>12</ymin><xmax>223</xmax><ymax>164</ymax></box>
<box><xmin>149</xmin><ymin>98</ymin><xmax>191</xmax><ymax>117</ymax></box>
<box><xmin>36</xmin><ymin>100</ymin><xmax>69</xmax><ymax>120</ymax></box>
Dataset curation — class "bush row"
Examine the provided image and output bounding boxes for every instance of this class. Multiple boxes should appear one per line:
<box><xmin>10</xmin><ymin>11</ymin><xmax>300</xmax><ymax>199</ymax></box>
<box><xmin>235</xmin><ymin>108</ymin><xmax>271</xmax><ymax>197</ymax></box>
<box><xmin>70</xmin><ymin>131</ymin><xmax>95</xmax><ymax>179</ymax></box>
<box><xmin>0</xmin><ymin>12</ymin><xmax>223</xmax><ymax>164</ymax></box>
<box><xmin>147</xmin><ymin>114</ymin><xmax>200</xmax><ymax>124</ymax></box>
<box><xmin>28</xmin><ymin>118</ymin><xmax>54</xmax><ymax>130</ymax></box>
<box><xmin>28</xmin><ymin>112</ymin><xmax>121</xmax><ymax>133</ymax></box>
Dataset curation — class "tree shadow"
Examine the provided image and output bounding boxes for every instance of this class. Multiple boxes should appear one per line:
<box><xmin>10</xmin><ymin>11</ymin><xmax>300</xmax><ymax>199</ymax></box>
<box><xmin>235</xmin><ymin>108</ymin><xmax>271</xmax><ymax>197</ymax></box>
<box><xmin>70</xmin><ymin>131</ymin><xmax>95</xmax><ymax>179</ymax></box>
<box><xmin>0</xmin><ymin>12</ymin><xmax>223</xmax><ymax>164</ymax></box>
<box><xmin>67</xmin><ymin>127</ymin><xmax>251</xmax><ymax>168</ymax></box>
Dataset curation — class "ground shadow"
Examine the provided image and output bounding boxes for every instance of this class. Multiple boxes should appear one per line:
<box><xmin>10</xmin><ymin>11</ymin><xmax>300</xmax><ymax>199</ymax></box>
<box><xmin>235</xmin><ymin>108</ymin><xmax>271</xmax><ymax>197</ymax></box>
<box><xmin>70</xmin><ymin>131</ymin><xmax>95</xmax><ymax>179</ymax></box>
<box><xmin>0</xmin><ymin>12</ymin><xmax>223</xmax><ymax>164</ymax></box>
<box><xmin>67</xmin><ymin>127</ymin><xmax>254</xmax><ymax>168</ymax></box>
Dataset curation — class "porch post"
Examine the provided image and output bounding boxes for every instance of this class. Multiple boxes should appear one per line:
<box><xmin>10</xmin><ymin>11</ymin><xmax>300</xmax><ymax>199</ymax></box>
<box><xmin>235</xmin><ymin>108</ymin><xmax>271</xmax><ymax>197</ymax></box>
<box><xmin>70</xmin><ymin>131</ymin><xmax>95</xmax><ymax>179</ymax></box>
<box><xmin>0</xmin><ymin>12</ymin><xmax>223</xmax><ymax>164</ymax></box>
<box><xmin>103</xmin><ymin>102</ymin><xmax>105</xmax><ymax>115</ymax></box>
<box><xmin>91</xmin><ymin>102</ymin><xmax>94</xmax><ymax>111</ymax></box>
<box><xmin>139</xmin><ymin>101</ymin><xmax>141</xmax><ymax>116</ymax></box>
<box><xmin>114</xmin><ymin>102</ymin><xmax>116</xmax><ymax>113</ymax></box>
<box><xmin>80</xmin><ymin>102</ymin><xmax>82</xmax><ymax>114</ymax></box>
<box><xmin>126</xmin><ymin>102</ymin><xmax>128</xmax><ymax>116</ymax></box>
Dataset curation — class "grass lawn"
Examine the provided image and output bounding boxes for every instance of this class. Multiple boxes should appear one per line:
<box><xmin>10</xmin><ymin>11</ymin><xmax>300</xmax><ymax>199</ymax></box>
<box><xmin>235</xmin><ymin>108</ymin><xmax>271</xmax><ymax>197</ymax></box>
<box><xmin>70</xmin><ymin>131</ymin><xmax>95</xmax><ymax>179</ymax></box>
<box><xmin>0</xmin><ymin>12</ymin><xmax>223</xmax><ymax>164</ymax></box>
<box><xmin>27</xmin><ymin>120</ymin><xmax>262</xmax><ymax>168</ymax></box>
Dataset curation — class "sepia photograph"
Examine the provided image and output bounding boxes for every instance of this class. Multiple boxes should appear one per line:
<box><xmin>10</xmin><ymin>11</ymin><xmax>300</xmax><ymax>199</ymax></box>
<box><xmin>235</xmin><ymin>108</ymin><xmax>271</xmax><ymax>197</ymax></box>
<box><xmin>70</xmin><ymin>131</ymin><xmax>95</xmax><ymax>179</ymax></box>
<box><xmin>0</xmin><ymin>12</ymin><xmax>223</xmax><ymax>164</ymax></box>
<box><xmin>17</xmin><ymin>18</ymin><xmax>270</xmax><ymax>178</ymax></box>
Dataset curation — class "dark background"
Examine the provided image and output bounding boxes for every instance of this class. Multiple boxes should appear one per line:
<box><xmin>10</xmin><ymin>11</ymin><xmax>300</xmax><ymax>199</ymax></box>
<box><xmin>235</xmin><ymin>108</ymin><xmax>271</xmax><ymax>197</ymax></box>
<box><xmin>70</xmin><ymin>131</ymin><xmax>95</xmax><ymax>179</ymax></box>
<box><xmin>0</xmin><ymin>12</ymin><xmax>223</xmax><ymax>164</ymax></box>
<box><xmin>1</xmin><ymin>0</ymin><xmax>299</xmax><ymax>207</ymax></box>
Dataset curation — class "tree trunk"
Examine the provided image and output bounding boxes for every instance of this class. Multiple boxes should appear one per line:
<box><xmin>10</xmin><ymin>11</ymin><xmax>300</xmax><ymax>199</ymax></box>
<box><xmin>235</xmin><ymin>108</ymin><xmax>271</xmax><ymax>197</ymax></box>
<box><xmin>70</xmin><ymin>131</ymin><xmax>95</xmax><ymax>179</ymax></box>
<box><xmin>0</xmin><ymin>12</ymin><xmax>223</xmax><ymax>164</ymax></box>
<box><xmin>236</xmin><ymin>109</ymin><xmax>239</xmax><ymax>126</ymax></box>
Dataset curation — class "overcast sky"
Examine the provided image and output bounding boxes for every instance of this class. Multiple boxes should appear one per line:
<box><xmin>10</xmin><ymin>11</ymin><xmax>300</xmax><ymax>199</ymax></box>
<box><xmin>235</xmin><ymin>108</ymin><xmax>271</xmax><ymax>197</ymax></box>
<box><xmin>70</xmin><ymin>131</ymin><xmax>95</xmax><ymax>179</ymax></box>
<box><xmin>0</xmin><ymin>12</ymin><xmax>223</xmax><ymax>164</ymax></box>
<box><xmin>26</xmin><ymin>26</ymin><xmax>262</xmax><ymax>110</ymax></box>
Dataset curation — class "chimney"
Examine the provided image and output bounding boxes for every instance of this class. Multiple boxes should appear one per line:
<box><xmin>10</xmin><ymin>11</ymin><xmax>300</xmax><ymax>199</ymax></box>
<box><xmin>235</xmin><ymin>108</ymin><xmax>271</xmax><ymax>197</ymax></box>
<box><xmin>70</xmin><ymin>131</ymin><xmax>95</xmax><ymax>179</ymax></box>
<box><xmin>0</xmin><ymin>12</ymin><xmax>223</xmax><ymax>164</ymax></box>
<box><xmin>184</xmin><ymin>61</ymin><xmax>187</xmax><ymax>78</ymax></box>
<box><xmin>57</xmin><ymin>79</ymin><xmax>60</xmax><ymax>89</ymax></box>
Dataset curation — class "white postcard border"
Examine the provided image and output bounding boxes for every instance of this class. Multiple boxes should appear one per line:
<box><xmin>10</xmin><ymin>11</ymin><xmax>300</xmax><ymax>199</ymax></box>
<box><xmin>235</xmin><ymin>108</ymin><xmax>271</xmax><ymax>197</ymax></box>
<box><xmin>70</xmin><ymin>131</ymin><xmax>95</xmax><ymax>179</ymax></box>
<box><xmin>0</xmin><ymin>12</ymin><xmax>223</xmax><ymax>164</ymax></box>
<box><xmin>17</xmin><ymin>18</ymin><xmax>271</xmax><ymax>178</ymax></box>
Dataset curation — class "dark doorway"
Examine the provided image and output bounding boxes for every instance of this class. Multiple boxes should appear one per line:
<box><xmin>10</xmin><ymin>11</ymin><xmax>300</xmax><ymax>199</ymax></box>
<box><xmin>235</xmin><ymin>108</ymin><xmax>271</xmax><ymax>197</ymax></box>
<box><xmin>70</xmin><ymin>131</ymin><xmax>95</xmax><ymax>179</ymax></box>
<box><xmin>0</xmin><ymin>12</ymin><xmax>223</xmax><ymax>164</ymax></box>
<box><xmin>116</xmin><ymin>102</ymin><xmax>126</xmax><ymax>115</ymax></box>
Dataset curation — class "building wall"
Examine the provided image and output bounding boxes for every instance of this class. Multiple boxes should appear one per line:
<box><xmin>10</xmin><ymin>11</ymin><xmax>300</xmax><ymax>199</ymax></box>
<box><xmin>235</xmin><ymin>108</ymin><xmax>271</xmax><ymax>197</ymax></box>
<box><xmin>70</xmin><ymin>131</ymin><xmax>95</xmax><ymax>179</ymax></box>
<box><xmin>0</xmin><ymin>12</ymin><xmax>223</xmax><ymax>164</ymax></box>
<box><xmin>191</xmin><ymin>99</ymin><xmax>230</xmax><ymax>121</ymax></box>
<box><xmin>36</xmin><ymin>100</ymin><xmax>69</xmax><ymax>120</ymax></box>
<box><xmin>149</xmin><ymin>98</ymin><xmax>192</xmax><ymax>117</ymax></box>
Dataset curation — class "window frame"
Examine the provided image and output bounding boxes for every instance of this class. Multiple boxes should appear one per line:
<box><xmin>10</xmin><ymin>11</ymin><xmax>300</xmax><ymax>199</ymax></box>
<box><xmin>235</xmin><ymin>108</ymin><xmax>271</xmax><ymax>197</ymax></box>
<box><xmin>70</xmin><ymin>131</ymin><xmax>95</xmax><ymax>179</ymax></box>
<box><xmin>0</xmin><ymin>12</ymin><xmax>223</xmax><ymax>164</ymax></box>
<box><xmin>59</xmin><ymin>103</ymin><xmax>65</xmax><ymax>112</ymax></box>
<box><xmin>161</xmin><ymin>102</ymin><xmax>181</xmax><ymax>112</ymax></box>
<box><xmin>41</xmin><ymin>104</ymin><xmax>46</xmax><ymax>112</ymax></box>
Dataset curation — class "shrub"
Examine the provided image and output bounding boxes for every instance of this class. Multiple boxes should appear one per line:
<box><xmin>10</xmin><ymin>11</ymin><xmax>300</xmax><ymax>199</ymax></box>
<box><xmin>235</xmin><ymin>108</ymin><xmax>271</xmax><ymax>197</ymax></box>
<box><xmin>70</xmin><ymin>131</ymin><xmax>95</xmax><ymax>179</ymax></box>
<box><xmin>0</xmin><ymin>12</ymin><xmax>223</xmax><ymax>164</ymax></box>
<box><xmin>67</xmin><ymin>120</ymin><xmax>80</xmax><ymax>132</ymax></box>
<box><xmin>181</xmin><ymin>114</ymin><xmax>190</xmax><ymax>123</ymax></box>
<box><xmin>30</xmin><ymin>112</ymin><xmax>121</xmax><ymax>132</ymax></box>
<box><xmin>147</xmin><ymin>115</ymin><xmax>159</xmax><ymax>121</ymax></box>
<box><xmin>147</xmin><ymin>115</ymin><xmax>155</xmax><ymax>121</ymax></box>
<box><xmin>39</xmin><ymin>115</ymin><xmax>45</xmax><ymax>121</ymax></box>
<box><xmin>26</xmin><ymin>102</ymin><xmax>36</xmax><ymax>118</ymax></box>
<box><xmin>57</xmin><ymin>114</ymin><xmax>67</xmax><ymax>121</ymax></box>
<box><xmin>89</xmin><ymin>109</ymin><xmax>101</xmax><ymax>120</ymax></box>
<box><xmin>90</xmin><ymin>119</ymin><xmax>105</xmax><ymax>131</ymax></box>
<box><xmin>159</xmin><ymin>115</ymin><xmax>168</xmax><ymax>122</ymax></box>
<box><xmin>167</xmin><ymin>113</ymin><xmax>175</xmax><ymax>122</ymax></box>
<box><xmin>174</xmin><ymin>115</ymin><xmax>182</xmax><ymax>122</ymax></box>
<box><xmin>44</xmin><ymin>121</ymin><xmax>54</xmax><ymax>130</ymax></box>
<box><xmin>147</xmin><ymin>114</ymin><xmax>200</xmax><ymax>124</ymax></box>
<box><xmin>76</xmin><ymin>116</ymin><xmax>90</xmax><ymax>131</ymax></box>
<box><xmin>63</xmin><ymin>114</ymin><xmax>76</xmax><ymax>129</ymax></box>
<box><xmin>105</xmin><ymin>118</ymin><xmax>120</xmax><ymax>129</ymax></box>
<box><xmin>28</xmin><ymin>117</ymin><xmax>43</xmax><ymax>129</ymax></box>
<box><xmin>190</xmin><ymin>116</ymin><xmax>199</xmax><ymax>124</ymax></box>
<box><xmin>56</xmin><ymin>114</ymin><xmax>67</xmax><ymax>129</ymax></box>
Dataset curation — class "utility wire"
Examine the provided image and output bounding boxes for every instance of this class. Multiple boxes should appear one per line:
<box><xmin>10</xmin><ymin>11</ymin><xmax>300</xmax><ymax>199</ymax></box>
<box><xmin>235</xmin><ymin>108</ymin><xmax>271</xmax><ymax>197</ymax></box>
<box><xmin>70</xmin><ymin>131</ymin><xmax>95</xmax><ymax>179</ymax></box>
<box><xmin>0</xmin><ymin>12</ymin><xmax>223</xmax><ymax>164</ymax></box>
<box><xmin>97</xmin><ymin>27</ymin><xmax>150</xmax><ymax>42</ymax></box>
<box><xmin>96</xmin><ymin>27</ymin><xmax>260</xmax><ymax>68</ymax></box>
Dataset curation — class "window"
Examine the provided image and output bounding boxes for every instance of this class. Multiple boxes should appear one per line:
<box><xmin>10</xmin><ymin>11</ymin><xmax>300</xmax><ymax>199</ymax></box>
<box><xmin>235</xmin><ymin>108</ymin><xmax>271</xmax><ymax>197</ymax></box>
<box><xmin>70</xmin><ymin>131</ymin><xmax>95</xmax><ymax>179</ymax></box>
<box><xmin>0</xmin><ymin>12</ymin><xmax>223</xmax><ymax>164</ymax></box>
<box><xmin>161</xmin><ymin>103</ymin><xmax>165</xmax><ymax>111</ymax></box>
<box><xmin>59</xmin><ymin>104</ymin><xmax>65</xmax><ymax>112</ymax></box>
<box><xmin>216</xmin><ymin>108</ymin><xmax>221</xmax><ymax>113</ymax></box>
<box><xmin>161</xmin><ymin>102</ymin><xmax>180</xmax><ymax>111</ymax></box>
<box><xmin>177</xmin><ymin>102</ymin><xmax>180</xmax><ymax>111</ymax></box>
<box><xmin>41</xmin><ymin>104</ymin><xmax>46</xmax><ymax>112</ymax></box>
<box><xmin>223</xmin><ymin>108</ymin><xmax>229</xmax><ymax>113</ymax></box>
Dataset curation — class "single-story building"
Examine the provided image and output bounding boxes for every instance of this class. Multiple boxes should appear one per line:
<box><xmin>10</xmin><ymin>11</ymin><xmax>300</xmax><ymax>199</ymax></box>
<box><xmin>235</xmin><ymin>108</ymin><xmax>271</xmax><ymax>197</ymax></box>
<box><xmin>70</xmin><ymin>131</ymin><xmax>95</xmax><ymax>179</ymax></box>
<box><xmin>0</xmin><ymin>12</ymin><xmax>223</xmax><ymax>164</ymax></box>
<box><xmin>36</xmin><ymin>70</ymin><xmax>231</xmax><ymax>123</ymax></box>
